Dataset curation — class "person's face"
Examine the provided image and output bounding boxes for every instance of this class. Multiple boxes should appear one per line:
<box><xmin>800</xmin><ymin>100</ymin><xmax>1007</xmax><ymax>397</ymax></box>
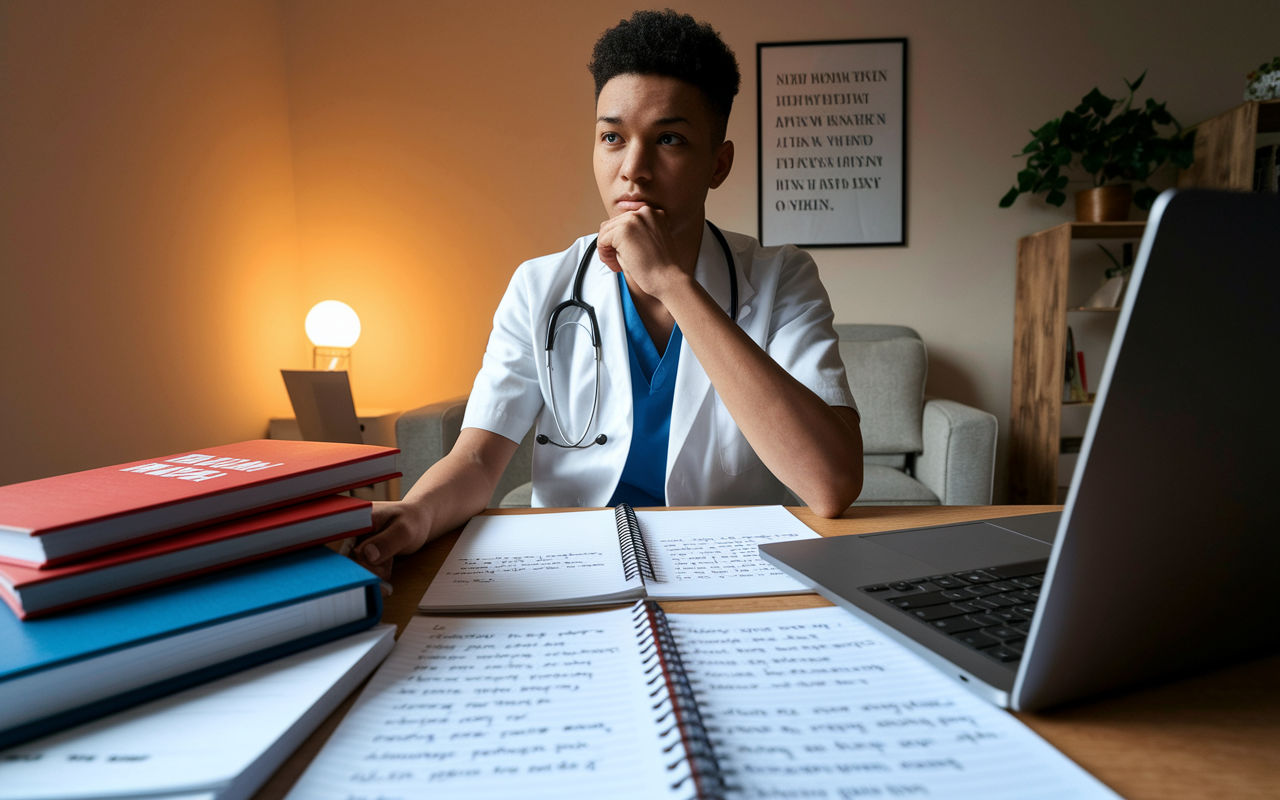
<box><xmin>593</xmin><ymin>73</ymin><xmax>733</xmax><ymax>237</ymax></box>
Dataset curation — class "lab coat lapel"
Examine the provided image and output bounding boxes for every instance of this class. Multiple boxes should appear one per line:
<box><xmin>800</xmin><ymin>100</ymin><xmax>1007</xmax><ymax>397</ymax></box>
<box><xmin>667</xmin><ymin>223</ymin><xmax>757</xmax><ymax>484</ymax></box>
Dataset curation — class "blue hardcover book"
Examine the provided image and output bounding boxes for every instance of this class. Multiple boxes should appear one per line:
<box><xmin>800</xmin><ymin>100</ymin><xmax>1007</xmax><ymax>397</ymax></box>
<box><xmin>0</xmin><ymin>546</ymin><xmax>381</xmax><ymax>749</ymax></box>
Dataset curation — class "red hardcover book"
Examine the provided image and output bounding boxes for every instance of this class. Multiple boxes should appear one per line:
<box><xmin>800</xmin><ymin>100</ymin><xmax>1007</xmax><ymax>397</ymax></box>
<box><xmin>1076</xmin><ymin>350</ymin><xmax>1089</xmax><ymax>394</ymax></box>
<box><xmin>0</xmin><ymin>495</ymin><xmax>372</xmax><ymax>619</ymax></box>
<box><xmin>0</xmin><ymin>440</ymin><xmax>397</xmax><ymax>568</ymax></box>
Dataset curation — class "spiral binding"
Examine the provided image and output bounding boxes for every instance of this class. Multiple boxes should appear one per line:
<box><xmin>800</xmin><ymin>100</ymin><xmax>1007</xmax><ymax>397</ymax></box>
<box><xmin>632</xmin><ymin>600</ymin><xmax>726</xmax><ymax>800</ymax></box>
<box><xmin>615</xmin><ymin>503</ymin><xmax>657</xmax><ymax>583</ymax></box>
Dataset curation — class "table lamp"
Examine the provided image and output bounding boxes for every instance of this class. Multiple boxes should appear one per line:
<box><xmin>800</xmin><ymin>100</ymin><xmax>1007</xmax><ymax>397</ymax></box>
<box><xmin>305</xmin><ymin>300</ymin><xmax>361</xmax><ymax>371</ymax></box>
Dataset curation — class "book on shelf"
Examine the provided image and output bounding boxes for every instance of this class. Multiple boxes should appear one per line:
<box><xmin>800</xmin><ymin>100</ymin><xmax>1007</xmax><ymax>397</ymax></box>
<box><xmin>1063</xmin><ymin>327</ymin><xmax>1088</xmax><ymax>403</ymax></box>
<box><xmin>1076</xmin><ymin>349</ymin><xmax>1089</xmax><ymax>395</ymax></box>
<box><xmin>418</xmin><ymin>505</ymin><xmax>821</xmax><ymax>613</ymax></box>
<box><xmin>0</xmin><ymin>495</ymin><xmax>372</xmax><ymax>619</ymax></box>
<box><xmin>0</xmin><ymin>439</ymin><xmax>399</xmax><ymax>568</ymax></box>
<box><xmin>1254</xmin><ymin>144</ymin><xmax>1278</xmax><ymax>193</ymax></box>
<box><xmin>0</xmin><ymin>624</ymin><xmax>396</xmax><ymax>800</ymax></box>
<box><xmin>286</xmin><ymin>603</ymin><xmax>1119</xmax><ymax>800</ymax></box>
<box><xmin>0</xmin><ymin>547</ymin><xmax>382</xmax><ymax>749</ymax></box>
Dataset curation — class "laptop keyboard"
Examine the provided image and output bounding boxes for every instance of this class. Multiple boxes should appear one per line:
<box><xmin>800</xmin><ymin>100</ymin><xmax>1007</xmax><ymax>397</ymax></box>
<box><xmin>860</xmin><ymin>559</ymin><xmax>1048</xmax><ymax>665</ymax></box>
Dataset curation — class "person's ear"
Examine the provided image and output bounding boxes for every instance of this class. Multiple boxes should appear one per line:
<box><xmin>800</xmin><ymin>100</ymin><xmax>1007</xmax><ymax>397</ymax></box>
<box><xmin>709</xmin><ymin>140</ymin><xmax>734</xmax><ymax>189</ymax></box>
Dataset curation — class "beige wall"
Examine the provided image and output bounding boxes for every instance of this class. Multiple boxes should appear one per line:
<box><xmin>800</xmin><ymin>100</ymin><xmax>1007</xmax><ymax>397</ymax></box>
<box><xmin>3</xmin><ymin>0</ymin><xmax>1277</xmax><ymax>494</ymax></box>
<box><xmin>0</xmin><ymin>0</ymin><xmax>303</xmax><ymax>485</ymax></box>
<box><xmin>277</xmin><ymin>0</ymin><xmax>1279</xmax><ymax>500</ymax></box>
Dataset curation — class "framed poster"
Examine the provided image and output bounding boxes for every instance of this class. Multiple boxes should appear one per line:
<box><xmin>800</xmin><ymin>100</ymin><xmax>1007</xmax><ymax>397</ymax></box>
<box><xmin>757</xmin><ymin>38</ymin><xmax>906</xmax><ymax>248</ymax></box>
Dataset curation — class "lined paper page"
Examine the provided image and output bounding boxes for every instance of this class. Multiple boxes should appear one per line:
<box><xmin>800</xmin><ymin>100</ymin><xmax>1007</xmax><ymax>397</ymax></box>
<box><xmin>286</xmin><ymin>609</ymin><xmax>681</xmax><ymax>800</ymax></box>
<box><xmin>637</xmin><ymin>506</ymin><xmax>820</xmax><ymax>599</ymax></box>
<box><xmin>667</xmin><ymin>607</ymin><xmax>1119</xmax><ymax>800</ymax></box>
<box><xmin>0</xmin><ymin>626</ymin><xmax>394</xmax><ymax>800</ymax></box>
<box><xmin>418</xmin><ymin>511</ymin><xmax>644</xmax><ymax>611</ymax></box>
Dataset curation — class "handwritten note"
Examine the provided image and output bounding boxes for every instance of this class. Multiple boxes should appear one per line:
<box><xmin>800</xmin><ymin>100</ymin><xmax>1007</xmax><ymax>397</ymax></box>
<box><xmin>639</xmin><ymin>506</ymin><xmax>820</xmax><ymax>599</ymax></box>
<box><xmin>666</xmin><ymin>607</ymin><xmax>1119</xmax><ymax>799</ymax></box>
<box><xmin>286</xmin><ymin>609</ymin><xmax>683</xmax><ymax>800</ymax></box>
<box><xmin>419</xmin><ymin>511</ymin><xmax>644</xmax><ymax>611</ymax></box>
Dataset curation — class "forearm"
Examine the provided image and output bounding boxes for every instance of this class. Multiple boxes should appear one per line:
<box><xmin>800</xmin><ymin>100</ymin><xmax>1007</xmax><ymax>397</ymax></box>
<box><xmin>400</xmin><ymin>441</ymin><xmax>507</xmax><ymax>542</ymax></box>
<box><xmin>663</xmin><ymin>276</ymin><xmax>863</xmax><ymax>516</ymax></box>
<box><xmin>358</xmin><ymin>428</ymin><xmax>518</xmax><ymax>571</ymax></box>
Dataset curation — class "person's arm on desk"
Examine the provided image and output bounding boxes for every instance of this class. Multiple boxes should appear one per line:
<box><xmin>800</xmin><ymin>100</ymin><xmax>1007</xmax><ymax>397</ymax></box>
<box><xmin>355</xmin><ymin>428</ymin><xmax>519</xmax><ymax>582</ymax></box>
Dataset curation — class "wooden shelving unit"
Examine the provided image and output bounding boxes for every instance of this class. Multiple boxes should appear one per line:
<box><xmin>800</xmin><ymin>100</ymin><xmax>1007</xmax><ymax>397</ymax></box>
<box><xmin>1177</xmin><ymin>100</ymin><xmax>1280</xmax><ymax>190</ymax></box>
<box><xmin>1008</xmin><ymin>101</ymin><xmax>1279</xmax><ymax>504</ymax></box>
<box><xmin>1007</xmin><ymin>222</ymin><xmax>1144</xmax><ymax>504</ymax></box>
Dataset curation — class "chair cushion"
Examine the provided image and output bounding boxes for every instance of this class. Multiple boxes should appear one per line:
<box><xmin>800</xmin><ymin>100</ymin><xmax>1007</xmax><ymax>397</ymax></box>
<box><xmin>853</xmin><ymin>464</ymin><xmax>940</xmax><ymax>506</ymax></box>
<box><xmin>499</xmin><ymin>481</ymin><xmax>534</xmax><ymax>508</ymax></box>
<box><xmin>839</xmin><ymin>337</ymin><xmax>926</xmax><ymax>454</ymax></box>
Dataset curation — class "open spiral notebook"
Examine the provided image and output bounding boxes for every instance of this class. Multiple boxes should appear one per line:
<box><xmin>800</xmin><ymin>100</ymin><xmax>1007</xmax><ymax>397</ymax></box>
<box><xmin>286</xmin><ymin>602</ymin><xmax>1118</xmax><ymax>799</ymax></box>
<box><xmin>418</xmin><ymin>505</ymin><xmax>822</xmax><ymax>612</ymax></box>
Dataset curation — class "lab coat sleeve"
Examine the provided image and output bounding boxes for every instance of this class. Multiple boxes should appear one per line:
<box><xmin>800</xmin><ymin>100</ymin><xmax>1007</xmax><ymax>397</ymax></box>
<box><xmin>461</xmin><ymin>264</ymin><xmax>545</xmax><ymax>444</ymax></box>
<box><xmin>765</xmin><ymin>247</ymin><xmax>860</xmax><ymax>416</ymax></box>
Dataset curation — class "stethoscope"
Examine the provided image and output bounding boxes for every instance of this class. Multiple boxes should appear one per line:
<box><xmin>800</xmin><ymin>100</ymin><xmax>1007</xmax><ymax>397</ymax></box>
<box><xmin>537</xmin><ymin>221</ymin><xmax>739</xmax><ymax>449</ymax></box>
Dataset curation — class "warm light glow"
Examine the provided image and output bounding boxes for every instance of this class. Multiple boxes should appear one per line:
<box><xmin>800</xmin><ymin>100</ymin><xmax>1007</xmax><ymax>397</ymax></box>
<box><xmin>305</xmin><ymin>300</ymin><xmax>361</xmax><ymax>348</ymax></box>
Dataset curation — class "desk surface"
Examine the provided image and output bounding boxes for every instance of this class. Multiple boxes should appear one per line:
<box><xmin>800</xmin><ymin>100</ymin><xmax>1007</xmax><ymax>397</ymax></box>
<box><xmin>253</xmin><ymin>505</ymin><xmax>1280</xmax><ymax>800</ymax></box>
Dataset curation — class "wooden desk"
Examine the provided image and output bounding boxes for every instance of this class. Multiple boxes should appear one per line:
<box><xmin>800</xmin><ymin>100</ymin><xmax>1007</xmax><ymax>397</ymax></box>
<box><xmin>254</xmin><ymin>506</ymin><xmax>1280</xmax><ymax>800</ymax></box>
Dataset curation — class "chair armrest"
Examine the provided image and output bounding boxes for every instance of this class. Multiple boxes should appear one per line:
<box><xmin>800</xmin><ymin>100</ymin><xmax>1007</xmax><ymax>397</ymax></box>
<box><xmin>394</xmin><ymin>396</ymin><xmax>468</xmax><ymax>496</ymax></box>
<box><xmin>915</xmin><ymin>398</ymin><xmax>998</xmax><ymax>505</ymax></box>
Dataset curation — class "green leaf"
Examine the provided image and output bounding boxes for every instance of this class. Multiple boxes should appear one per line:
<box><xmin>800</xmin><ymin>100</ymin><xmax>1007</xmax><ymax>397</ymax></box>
<box><xmin>1081</xmin><ymin>87</ymin><xmax>1116</xmax><ymax>118</ymax></box>
<box><xmin>1051</xmin><ymin>145</ymin><xmax>1073</xmax><ymax>166</ymax></box>
<box><xmin>1031</xmin><ymin>119</ymin><xmax>1060</xmax><ymax>141</ymax></box>
<box><xmin>1096</xmin><ymin>244</ymin><xmax>1123</xmax><ymax>270</ymax></box>
<box><xmin>1133</xmin><ymin>186</ymin><xmax>1158</xmax><ymax>210</ymax></box>
<box><xmin>1125</xmin><ymin>70</ymin><xmax>1147</xmax><ymax>94</ymax></box>
<box><xmin>1022</xmin><ymin>140</ymin><xmax>1042</xmax><ymax>154</ymax></box>
<box><xmin>999</xmin><ymin>186</ymin><xmax>1021</xmax><ymax>207</ymax></box>
<box><xmin>1053</xmin><ymin>175</ymin><xmax>1069</xmax><ymax>190</ymax></box>
<box><xmin>1017</xmin><ymin>168</ymin><xmax>1039</xmax><ymax>191</ymax></box>
<box><xmin>1046</xmin><ymin>189</ymin><xmax>1067</xmax><ymax>207</ymax></box>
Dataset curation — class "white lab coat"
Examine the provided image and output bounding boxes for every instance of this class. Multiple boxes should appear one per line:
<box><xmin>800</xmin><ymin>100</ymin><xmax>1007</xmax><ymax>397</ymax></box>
<box><xmin>461</xmin><ymin>222</ymin><xmax>857</xmax><ymax>507</ymax></box>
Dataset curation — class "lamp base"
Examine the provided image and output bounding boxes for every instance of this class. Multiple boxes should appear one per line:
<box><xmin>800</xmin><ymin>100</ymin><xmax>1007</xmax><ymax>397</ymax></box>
<box><xmin>313</xmin><ymin>347</ymin><xmax>351</xmax><ymax>371</ymax></box>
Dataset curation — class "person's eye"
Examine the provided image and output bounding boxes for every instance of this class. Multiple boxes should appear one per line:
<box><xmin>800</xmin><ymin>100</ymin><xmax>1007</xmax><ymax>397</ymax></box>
<box><xmin>658</xmin><ymin>133</ymin><xmax>684</xmax><ymax>145</ymax></box>
<box><xmin>602</xmin><ymin>132</ymin><xmax>622</xmax><ymax>144</ymax></box>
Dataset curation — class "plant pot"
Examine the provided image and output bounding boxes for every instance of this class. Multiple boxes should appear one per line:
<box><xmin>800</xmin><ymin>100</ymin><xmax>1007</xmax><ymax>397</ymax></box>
<box><xmin>1075</xmin><ymin>184</ymin><xmax>1132</xmax><ymax>222</ymax></box>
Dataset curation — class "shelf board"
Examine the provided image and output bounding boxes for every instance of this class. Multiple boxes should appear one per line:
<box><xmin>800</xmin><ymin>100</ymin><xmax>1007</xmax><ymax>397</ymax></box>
<box><xmin>1068</xmin><ymin>221</ymin><xmax>1146</xmax><ymax>239</ymax></box>
<box><xmin>1067</xmin><ymin>306</ymin><xmax>1121</xmax><ymax>312</ymax></box>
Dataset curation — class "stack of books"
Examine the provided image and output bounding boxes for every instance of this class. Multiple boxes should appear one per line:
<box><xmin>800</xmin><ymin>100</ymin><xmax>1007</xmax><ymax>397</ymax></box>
<box><xmin>0</xmin><ymin>439</ymin><xmax>400</xmax><ymax>755</ymax></box>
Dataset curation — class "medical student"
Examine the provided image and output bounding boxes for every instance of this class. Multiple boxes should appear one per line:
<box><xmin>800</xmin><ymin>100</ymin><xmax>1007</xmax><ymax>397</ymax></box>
<box><xmin>357</xmin><ymin>10</ymin><xmax>863</xmax><ymax>582</ymax></box>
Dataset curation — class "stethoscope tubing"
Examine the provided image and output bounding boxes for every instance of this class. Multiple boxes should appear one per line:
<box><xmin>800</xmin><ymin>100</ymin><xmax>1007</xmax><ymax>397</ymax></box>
<box><xmin>539</xmin><ymin>222</ymin><xmax>738</xmax><ymax>449</ymax></box>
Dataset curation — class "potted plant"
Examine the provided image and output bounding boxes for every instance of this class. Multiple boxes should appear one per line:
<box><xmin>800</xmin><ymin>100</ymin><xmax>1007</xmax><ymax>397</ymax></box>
<box><xmin>1244</xmin><ymin>56</ymin><xmax>1280</xmax><ymax>101</ymax></box>
<box><xmin>999</xmin><ymin>72</ymin><xmax>1194</xmax><ymax>221</ymax></box>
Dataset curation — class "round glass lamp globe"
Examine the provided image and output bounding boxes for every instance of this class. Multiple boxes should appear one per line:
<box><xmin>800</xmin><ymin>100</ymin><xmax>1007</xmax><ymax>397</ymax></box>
<box><xmin>305</xmin><ymin>301</ymin><xmax>361</xmax><ymax>348</ymax></box>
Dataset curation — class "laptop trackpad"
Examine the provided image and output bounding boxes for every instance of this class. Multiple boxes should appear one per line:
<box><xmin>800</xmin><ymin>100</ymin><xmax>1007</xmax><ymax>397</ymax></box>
<box><xmin>862</xmin><ymin>522</ymin><xmax>1053</xmax><ymax>573</ymax></box>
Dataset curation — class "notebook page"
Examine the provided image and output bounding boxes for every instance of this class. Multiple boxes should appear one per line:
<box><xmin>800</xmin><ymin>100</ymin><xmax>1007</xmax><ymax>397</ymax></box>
<box><xmin>0</xmin><ymin>626</ymin><xmax>394</xmax><ymax>800</ymax></box>
<box><xmin>667</xmin><ymin>607</ymin><xmax>1119</xmax><ymax>800</ymax></box>
<box><xmin>637</xmin><ymin>506</ymin><xmax>820</xmax><ymax>599</ymax></box>
<box><xmin>286</xmin><ymin>609</ymin><xmax>682</xmax><ymax>800</ymax></box>
<box><xmin>418</xmin><ymin>511</ymin><xmax>644</xmax><ymax>611</ymax></box>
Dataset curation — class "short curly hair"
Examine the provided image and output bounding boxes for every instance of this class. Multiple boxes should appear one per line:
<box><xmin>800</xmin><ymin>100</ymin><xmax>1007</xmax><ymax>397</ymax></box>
<box><xmin>588</xmin><ymin>10</ymin><xmax>741</xmax><ymax>141</ymax></box>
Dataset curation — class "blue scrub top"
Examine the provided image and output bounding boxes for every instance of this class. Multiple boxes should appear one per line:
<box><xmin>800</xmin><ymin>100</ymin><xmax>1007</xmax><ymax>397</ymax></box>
<box><xmin>607</xmin><ymin>273</ymin><xmax>682</xmax><ymax>508</ymax></box>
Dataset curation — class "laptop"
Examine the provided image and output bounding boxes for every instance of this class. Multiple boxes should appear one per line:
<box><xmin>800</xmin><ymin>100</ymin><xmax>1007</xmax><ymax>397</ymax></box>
<box><xmin>760</xmin><ymin>189</ymin><xmax>1280</xmax><ymax>712</ymax></box>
